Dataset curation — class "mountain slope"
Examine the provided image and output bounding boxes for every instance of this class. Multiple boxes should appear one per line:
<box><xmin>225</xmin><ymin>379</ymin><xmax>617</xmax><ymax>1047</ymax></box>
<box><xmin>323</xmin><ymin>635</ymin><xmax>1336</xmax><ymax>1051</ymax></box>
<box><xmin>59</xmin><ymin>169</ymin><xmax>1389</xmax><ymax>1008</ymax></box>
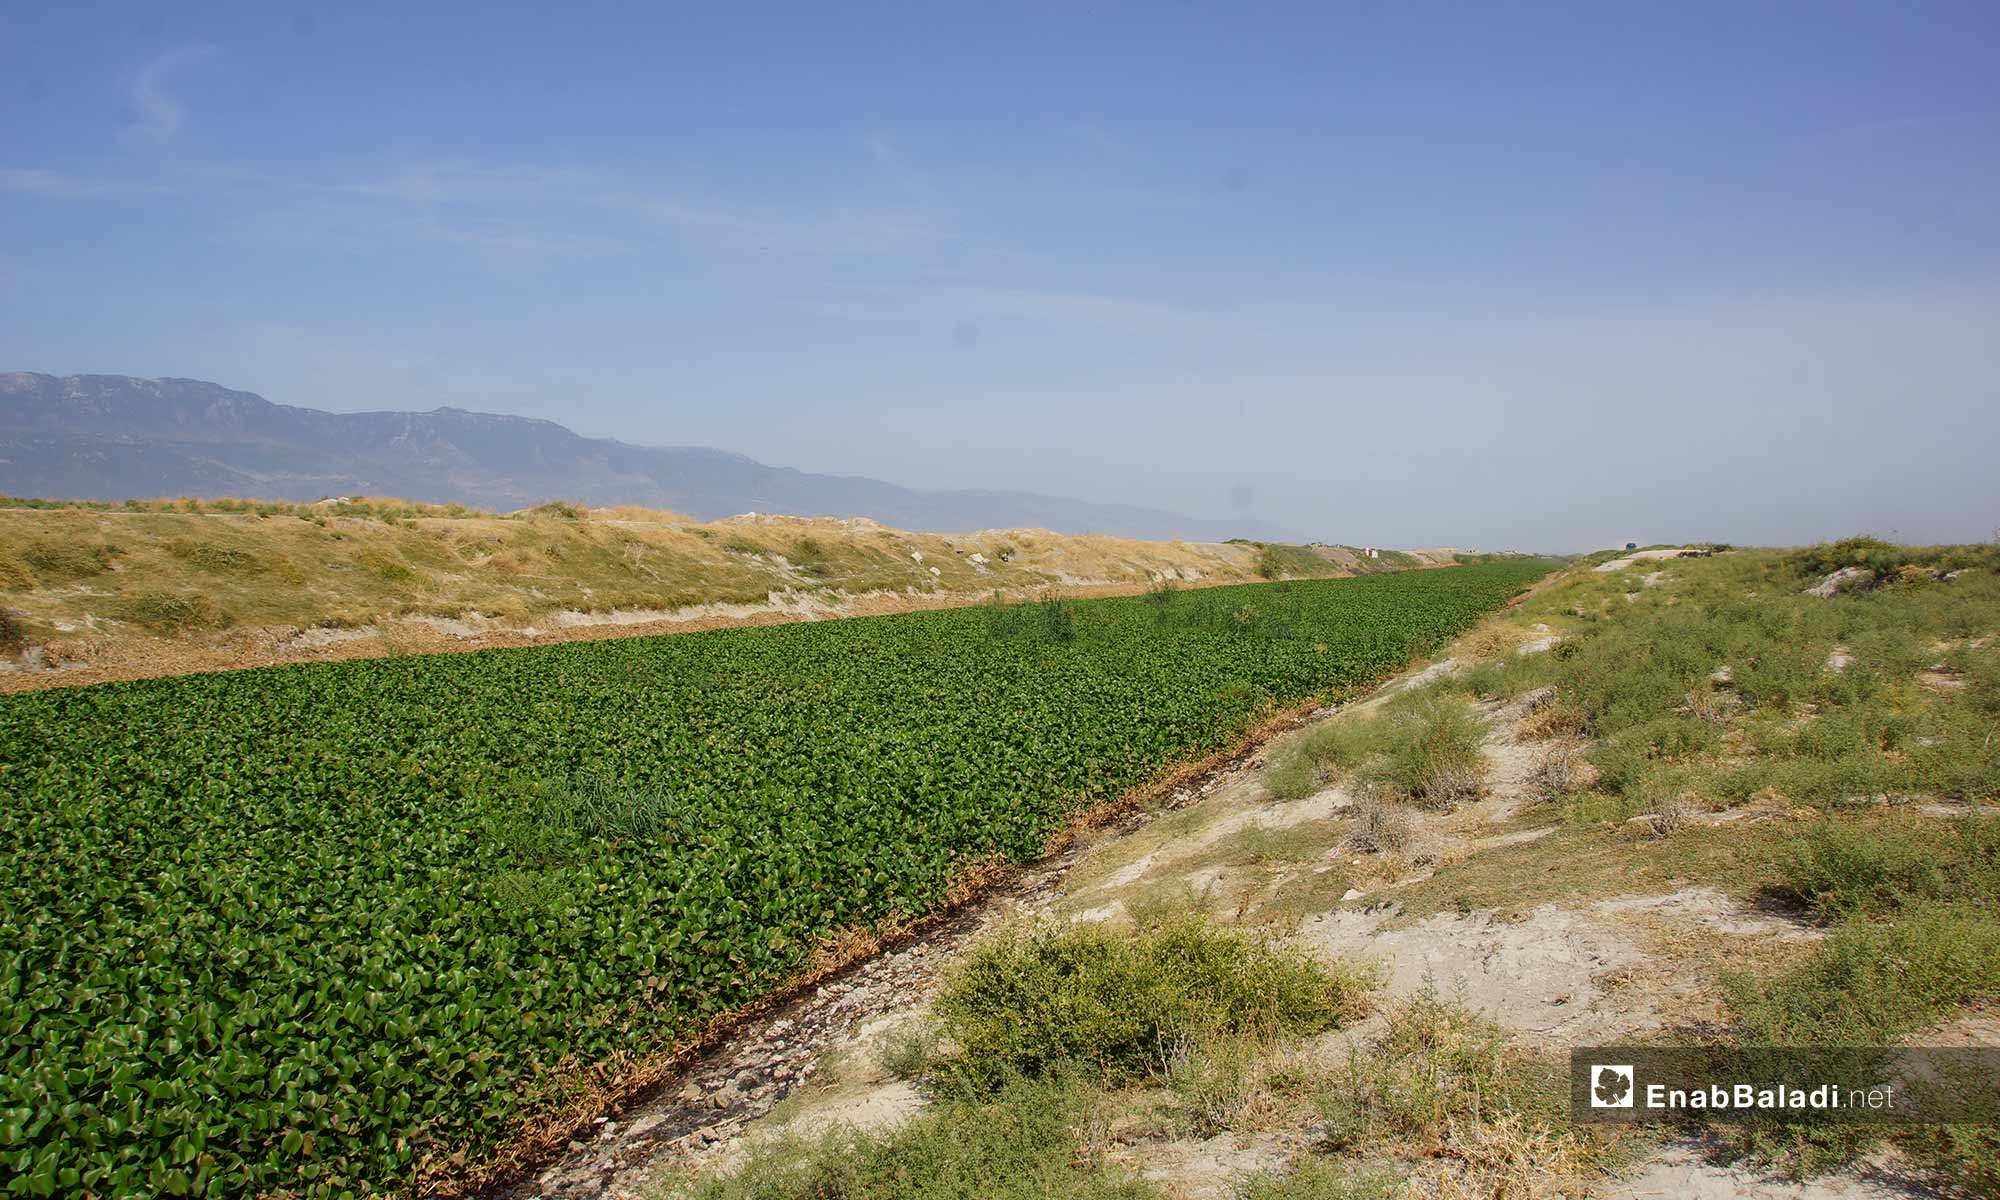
<box><xmin>0</xmin><ymin>373</ymin><xmax>1289</xmax><ymax>540</ymax></box>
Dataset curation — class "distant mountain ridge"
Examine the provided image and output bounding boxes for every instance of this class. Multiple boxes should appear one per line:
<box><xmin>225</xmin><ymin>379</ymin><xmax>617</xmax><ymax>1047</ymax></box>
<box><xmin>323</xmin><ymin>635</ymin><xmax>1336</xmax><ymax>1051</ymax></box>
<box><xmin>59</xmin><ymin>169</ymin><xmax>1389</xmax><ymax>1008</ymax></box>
<box><xmin>0</xmin><ymin>373</ymin><xmax>1291</xmax><ymax>540</ymax></box>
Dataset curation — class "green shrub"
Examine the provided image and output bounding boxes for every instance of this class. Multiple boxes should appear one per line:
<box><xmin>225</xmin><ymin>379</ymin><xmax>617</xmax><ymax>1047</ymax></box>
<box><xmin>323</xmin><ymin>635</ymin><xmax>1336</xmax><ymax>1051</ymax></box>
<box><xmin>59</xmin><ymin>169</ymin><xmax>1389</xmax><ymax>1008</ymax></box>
<box><xmin>1253</xmin><ymin>544</ymin><xmax>1330</xmax><ymax>581</ymax></box>
<box><xmin>680</xmin><ymin>1075</ymin><xmax>1151</xmax><ymax>1200</ymax></box>
<box><xmin>1315</xmin><ymin>988</ymin><xmax>1568</xmax><ymax>1153</ymax></box>
<box><xmin>1380</xmin><ymin>695</ymin><xmax>1486</xmax><ymax>809</ymax></box>
<box><xmin>1782</xmin><ymin>818</ymin><xmax>2000</xmax><ymax>919</ymax></box>
<box><xmin>933</xmin><ymin>918</ymin><xmax>1370</xmax><ymax>1091</ymax></box>
<box><xmin>1728</xmin><ymin>902</ymin><xmax>2000</xmax><ymax>1045</ymax></box>
<box><xmin>1265</xmin><ymin>692</ymin><xmax>1484</xmax><ymax>808</ymax></box>
<box><xmin>790</xmin><ymin>538</ymin><xmax>830</xmax><ymax>574</ymax></box>
<box><xmin>1263</xmin><ymin>747</ymin><xmax>1324</xmax><ymax>801</ymax></box>
<box><xmin>1795</xmin><ymin>537</ymin><xmax>2000</xmax><ymax>580</ymax></box>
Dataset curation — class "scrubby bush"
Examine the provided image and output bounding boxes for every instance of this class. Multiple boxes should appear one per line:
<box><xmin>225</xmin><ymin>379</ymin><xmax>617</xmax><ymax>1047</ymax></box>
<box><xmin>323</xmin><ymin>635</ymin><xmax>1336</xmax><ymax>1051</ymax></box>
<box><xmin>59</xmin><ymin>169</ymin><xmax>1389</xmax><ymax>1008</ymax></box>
<box><xmin>1728</xmin><ymin>902</ymin><xmax>2000</xmax><ymax>1045</ymax></box>
<box><xmin>20</xmin><ymin>539</ymin><xmax>119</xmax><ymax>580</ymax></box>
<box><xmin>1347</xmin><ymin>787</ymin><xmax>1414</xmax><ymax>853</ymax></box>
<box><xmin>167</xmin><ymin>537</ymin><xmax>264</xmax><ymax>573</ymax></box>
<box><xmin>357</xmin><ymin>549</ymin><xmax>416</xmax><ymax>581</ymax></box>
<box><xmin>1782</xmin><ymin>817</ymin><xmax>2000</xmax><ymax>919</ymax></box>
<box><xmin>118</xmin><ymin>590</ymin><xmax>228</xmax><ymax>632</ymax></box>
<box><xmin>681</xmin><ymin>1075</ymin><xmax>1145</xmax><ymax>1200</ymax></box>
<box><xmin>1795</xmin><ymin>536</ymin><xmax>2000</xmax><ymax>580</ymax></box>
<box><xmin>1385</xmin><ymin>696</ymin><xmax>1486</xmax><ymax>810</ymax></box>
<box><xmin>932</xmin><ymin>918</ymin><xmax>1370</xmax><ymax>1091</ymax></box>
<box><xmin>0</xmin><ymin>554</ymin><xmax>33</xmax><ymax>591</ymax></box>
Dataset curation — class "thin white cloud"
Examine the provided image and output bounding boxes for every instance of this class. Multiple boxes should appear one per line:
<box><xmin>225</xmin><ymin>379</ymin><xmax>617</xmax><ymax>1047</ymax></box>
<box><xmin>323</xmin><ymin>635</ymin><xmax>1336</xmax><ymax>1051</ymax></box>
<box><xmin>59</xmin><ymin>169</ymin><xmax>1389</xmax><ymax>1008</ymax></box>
<box><xmin>809</xmin><ymin>282</ymin><xmax>1234</xmax><ymax>340</ymax></box>
<box><xmin>341</xmin><ymin>160</ymin><xmax>604</xmax><ymax>206</ymax></box>
<box><xmin>610</xmin><ymin>191</ymin><xmax>935</xmax><ymax>256</ymax></box>
<box><xmin>0</xmin><ymin>168</ymin><xmax>158</xmax><ymax>198</ymax></box>
<box><xmin>128</xmin><ymin>46</ymin><xmax>216</xmax><ymax>144</ymax></box>
<box><xmin>431</xmin><ymin>221</ymin><xmax>630</xmax><ymax>266</ymax></box>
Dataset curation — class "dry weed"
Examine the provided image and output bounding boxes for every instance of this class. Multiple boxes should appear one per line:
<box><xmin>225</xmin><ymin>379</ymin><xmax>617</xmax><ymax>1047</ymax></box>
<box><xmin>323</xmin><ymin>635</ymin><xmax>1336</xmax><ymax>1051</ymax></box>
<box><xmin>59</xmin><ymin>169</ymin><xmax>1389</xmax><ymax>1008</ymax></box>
<box><xmin>1516</xmin><ymin>698</ymin><xmax>1588</xmax><ymax>741</ymax></box>
<box><xmin>1459</xmin><ymin>623</ymin><xmax>1527</xmax><ymax>660</ymax></box>
<box><xmin>1531</xmin><ymin>740</ymin><xmax>1582</xmax><ymax>799</ymax></box>
<box><xmin>1348</xmin><ymin>788</ymin><xmax>1415</xmax><ymax>854</ymax></box>
<box><xmin>1644</xmin><ymin>793</ymin><xmax>1700</xmax><ymax>838</ymax></box>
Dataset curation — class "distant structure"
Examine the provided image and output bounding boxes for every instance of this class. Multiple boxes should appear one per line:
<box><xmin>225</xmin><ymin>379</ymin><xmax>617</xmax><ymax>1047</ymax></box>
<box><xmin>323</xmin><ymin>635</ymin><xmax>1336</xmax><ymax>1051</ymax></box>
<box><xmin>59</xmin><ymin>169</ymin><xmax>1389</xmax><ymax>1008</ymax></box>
<box><xmin>1625</xmin><ymin>541</ymin><xmax>1638</xmax><ymax>551</ymax></box>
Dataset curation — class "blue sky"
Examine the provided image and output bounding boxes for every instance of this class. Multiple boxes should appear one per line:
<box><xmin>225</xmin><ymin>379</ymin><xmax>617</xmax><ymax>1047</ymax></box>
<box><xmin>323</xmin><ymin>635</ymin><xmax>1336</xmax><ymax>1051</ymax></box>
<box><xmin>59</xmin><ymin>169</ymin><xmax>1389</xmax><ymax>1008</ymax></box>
<box><xmin>3</xmin><ymin>1</ymin><xmax>1998</xmax><ymax>550</ymax></box>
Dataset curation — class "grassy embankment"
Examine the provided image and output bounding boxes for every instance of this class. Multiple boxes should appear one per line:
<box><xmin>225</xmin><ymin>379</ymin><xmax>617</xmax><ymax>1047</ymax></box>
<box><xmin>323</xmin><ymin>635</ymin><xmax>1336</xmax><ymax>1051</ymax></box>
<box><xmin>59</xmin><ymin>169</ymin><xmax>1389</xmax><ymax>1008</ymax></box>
<box><xmin>0</xmin><ymin>495</ymin><xmax>1457</xmax><ymax>683</ymax></box>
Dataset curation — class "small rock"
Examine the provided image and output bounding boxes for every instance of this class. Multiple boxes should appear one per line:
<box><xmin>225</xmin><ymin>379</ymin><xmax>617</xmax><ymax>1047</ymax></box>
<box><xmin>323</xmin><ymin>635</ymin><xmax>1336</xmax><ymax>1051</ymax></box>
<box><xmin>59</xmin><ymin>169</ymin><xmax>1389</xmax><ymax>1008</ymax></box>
<box><xmin>676</xmin><ymin>1084</ymin><xmax>702</xmax><ymax>1105</ymax></box>
<box><xmin>1341</xmin><ymin>888</ymin><xmax>1367</xmax><ymax>901</ymax></box>
<box><xmin>1805</xmin><ymin>566</ymin><xmax>1874</xmax><ymax>599</ymax></box>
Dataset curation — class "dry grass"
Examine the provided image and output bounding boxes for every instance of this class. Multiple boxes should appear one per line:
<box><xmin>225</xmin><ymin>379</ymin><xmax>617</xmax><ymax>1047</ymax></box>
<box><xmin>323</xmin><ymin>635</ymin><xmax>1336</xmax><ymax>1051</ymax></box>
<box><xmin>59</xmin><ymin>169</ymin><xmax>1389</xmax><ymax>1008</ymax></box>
<box><xmin>1516</xmin><ymin>699</ymin><xmax>1588</xmax><ymax>741</ymax></box>
<box><xmin>1530</xmin><ymin>740</ymin><xmax>1583</xmax><ymax>799</ymax></box>
<box><xmin>1642</xmin><ymin>792</ymin><xmax>1701</xmax><ymax>838</ymax></box>
<box><xmin>1347</xmin><ymin>788</ymin><xmax>1416</xmax><ymax>854</ymax></box>
<box><xmin>0</xmin><ymin>503</ymin><xmax>1287</xmax><ymax>692</ymax></box>
<box><xmin>1457</xmin><ymin>623</ymin><xmax>1529</xmax><ymax>661</ymax></box>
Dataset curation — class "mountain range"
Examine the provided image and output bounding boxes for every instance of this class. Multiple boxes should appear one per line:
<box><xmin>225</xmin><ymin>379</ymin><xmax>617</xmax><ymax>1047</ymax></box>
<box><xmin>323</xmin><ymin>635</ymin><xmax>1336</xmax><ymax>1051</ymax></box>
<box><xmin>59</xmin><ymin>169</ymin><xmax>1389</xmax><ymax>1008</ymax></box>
<box><xmin>0</xmin><ymin>373</ymin><xmax>1290</xmax><ymax>540</ymax></box>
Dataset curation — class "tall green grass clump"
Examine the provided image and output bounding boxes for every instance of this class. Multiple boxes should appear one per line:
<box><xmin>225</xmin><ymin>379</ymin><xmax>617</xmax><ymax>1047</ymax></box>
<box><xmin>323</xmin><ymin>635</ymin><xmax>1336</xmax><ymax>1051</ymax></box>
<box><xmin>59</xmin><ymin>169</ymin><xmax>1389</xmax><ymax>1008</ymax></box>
<box><xmin>984</xmin><ymin>594</ymin><xmax>1078</xmax><ymax>644</ymax></box>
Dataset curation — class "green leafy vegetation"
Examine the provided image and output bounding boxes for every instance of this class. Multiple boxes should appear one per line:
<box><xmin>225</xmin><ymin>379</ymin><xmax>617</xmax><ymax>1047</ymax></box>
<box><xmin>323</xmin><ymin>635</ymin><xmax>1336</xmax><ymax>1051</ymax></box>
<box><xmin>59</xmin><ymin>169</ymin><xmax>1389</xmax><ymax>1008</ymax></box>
<box><xmin>0</xmin><ymin>561</ymin><xmax>1546</xmax><ymax>1197</ymax></box>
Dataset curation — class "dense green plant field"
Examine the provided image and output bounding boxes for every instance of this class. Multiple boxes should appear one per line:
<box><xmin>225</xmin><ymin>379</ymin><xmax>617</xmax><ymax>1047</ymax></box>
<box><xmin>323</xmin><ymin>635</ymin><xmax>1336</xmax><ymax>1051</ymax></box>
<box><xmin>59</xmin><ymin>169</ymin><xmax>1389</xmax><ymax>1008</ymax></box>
<box><xmin>0</xmin><ymin>561</ymin><xmax>1548</xmax><ymax>1197</ymax></box>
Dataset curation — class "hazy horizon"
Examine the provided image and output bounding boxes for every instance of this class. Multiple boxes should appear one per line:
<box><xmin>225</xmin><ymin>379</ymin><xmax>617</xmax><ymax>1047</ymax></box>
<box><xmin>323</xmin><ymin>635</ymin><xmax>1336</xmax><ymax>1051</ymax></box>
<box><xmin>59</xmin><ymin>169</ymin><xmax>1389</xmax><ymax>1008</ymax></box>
<box><xmin>5</xmin><ymin>3</ymin><xmax>1998</xmax><ymax>553</ymax></box>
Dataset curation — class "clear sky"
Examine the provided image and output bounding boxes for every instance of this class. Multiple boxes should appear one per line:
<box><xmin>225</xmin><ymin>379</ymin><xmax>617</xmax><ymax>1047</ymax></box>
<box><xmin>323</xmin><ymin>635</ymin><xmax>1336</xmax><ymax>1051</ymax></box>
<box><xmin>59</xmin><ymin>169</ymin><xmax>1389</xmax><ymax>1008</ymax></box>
<box><xmin>4</xmin><ymin>2</ymin><xmax>1997</xmax><ymax>551</ymax></box>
